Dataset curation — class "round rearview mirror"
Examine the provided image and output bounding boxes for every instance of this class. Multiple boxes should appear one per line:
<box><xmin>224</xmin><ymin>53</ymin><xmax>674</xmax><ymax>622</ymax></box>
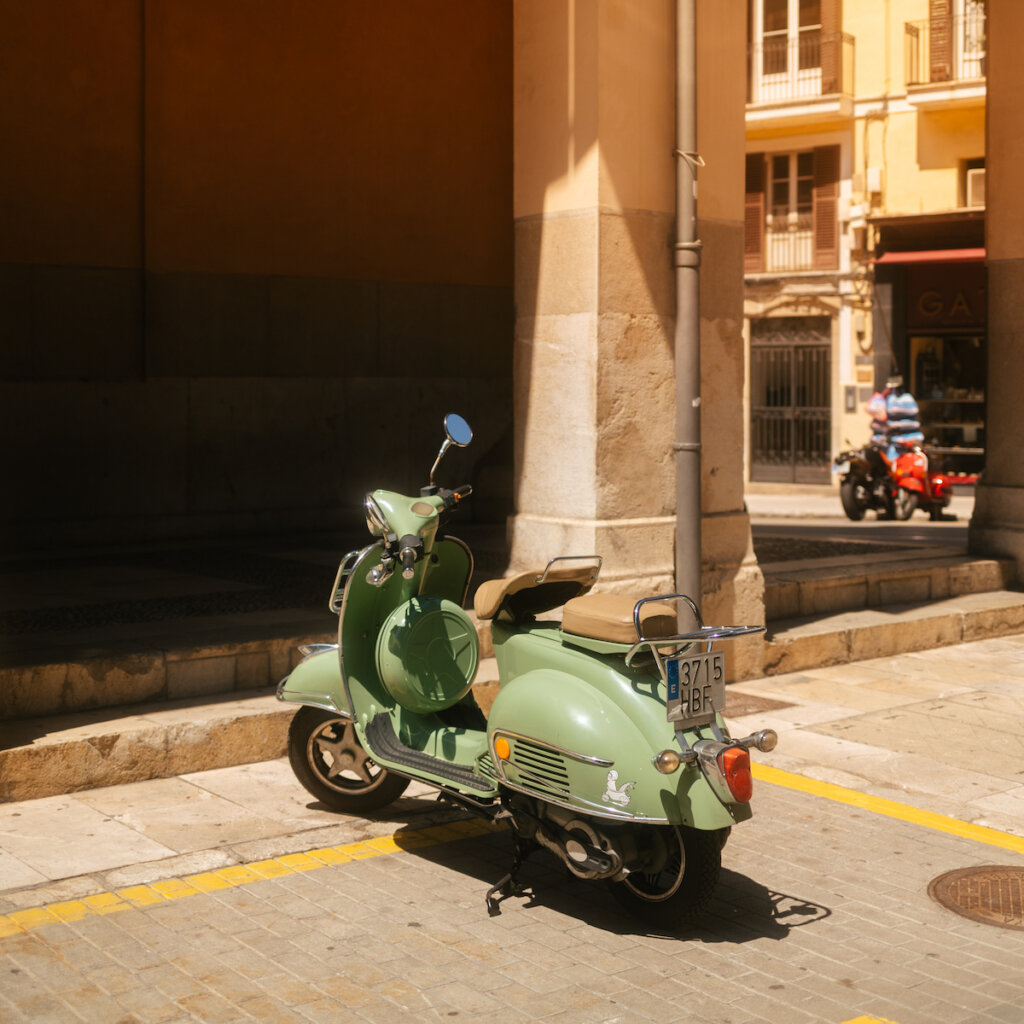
<box><xmin>444</xmin><ymin>413</ymin><xmax>473</xmax><ymax>447</ymax></box>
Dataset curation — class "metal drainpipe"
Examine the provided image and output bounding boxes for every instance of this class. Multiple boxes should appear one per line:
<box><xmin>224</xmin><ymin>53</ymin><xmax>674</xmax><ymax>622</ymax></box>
<box><xmin>673</xmin><ymin>0</ymin><xmax>702</xmax><ymax>606</ymax></box>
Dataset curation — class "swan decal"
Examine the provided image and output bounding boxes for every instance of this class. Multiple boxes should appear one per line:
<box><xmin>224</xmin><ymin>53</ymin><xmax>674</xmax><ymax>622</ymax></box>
<box><xmin>601</xmin><ymin>769</ymin><xmax>636</xmax><ymax>807</ymax></box>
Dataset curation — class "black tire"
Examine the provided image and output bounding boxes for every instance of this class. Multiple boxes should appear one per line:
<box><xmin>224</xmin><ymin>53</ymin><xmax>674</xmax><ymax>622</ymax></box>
<box><xmin>610</xmin><ymin>825</ymin><xmax>721</xmax><ymax>927</ymax></box>
<box><xmin>893</xmin><ymin>488</ymin><xmax>917</xmax><ymax>521</ymax></box>
<box><xmin>287</xmin><ymin>706</ymin><xmax>410</xmax><ymax>813</ymax></box>
<box><xmin>840</xmin><ymin>477</ymin><xmax>867</xmax><ymax>521</ymax></box>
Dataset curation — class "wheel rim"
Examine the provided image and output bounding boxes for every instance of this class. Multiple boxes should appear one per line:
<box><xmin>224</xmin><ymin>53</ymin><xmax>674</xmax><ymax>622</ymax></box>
<box><xmin>306</xmin><ymin>717</ymin><xmax>389</xmax><ymax>795</ymax></box>
<box><xmin>623</xmin><ymin>829</ymin><xmax>686</xmax><ymax>903</ymax></box>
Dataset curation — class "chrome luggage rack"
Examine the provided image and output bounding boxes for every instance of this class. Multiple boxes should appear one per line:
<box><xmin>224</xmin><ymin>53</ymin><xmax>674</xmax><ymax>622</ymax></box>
<box><xmin>623</xmin><ymin>593</ymin><xmax>764</xmax><ymax>684</ymax></box>
<box><xmin>534</xmin><ymin>554</ymin><xmax>603</xmax><ymax>585</ymax></box>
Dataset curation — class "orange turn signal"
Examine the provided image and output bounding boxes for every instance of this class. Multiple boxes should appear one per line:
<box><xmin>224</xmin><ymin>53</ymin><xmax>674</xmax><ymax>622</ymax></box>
<box><xmin>717</xmin><ymin>746</ymin><xmax>753</xmax><ymax>803</ymax></box>
<box><xmin>494</xmin><ymin>736</ymin><xmax>511</xmax><ymax>761</ymax></box>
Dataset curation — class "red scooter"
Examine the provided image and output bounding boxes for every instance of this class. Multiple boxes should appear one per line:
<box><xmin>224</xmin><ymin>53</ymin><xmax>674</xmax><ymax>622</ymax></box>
<box><xmin>892</xmin><ymin>446</ymin><xmax>955</xmax><ymax>521</ymax></box>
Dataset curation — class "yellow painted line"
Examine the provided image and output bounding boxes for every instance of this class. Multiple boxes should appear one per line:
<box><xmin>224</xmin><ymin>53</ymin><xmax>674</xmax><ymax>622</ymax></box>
<box><xmin>754</xmin><ymin>762</ymin><xmax>1024</xmax><ymax>855</ymax></box>
<box><xmin>0</xmin><ymin>818</ymin><xmax>499</xmax><ymax>938</ymax></box>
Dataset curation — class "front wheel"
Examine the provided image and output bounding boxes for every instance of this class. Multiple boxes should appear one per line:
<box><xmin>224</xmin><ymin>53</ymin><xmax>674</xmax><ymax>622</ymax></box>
<box><xmin>893</xmin><ymin>488</ymin><xmax>917</xmax><ymax>521</ymax></box>
<box><xmin>609</xmin><ymin>825</ymin><xmax>721</xmax><ymax>927</ymax></box>
<box><xmin>287</xmin><ymin>706</ymin><xmax>410</xmax><ymax>813</ymax></box>
<box><xmin>840</xmin><ymin>477</ymin><xmax>868</xmax><ymax>521</ymax></box>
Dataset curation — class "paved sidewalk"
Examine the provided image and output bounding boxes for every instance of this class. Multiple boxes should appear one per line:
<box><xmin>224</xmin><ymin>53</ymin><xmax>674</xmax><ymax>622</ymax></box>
<box><xmin>3</xmin><ymin>633</ymin><xmax>1024</xmax><ymax>1022</ymax></box>
<box><xmin>745</xmin><ymin>482</ymin><xmax>976</xmax><ymax>521</ymax></box>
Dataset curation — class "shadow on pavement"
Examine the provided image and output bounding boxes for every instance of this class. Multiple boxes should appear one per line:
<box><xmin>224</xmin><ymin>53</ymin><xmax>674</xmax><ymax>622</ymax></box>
<box><xmin>379</xmin><ymin>822</ymin><xmax>832</xmax><ymax>941</ymax></box>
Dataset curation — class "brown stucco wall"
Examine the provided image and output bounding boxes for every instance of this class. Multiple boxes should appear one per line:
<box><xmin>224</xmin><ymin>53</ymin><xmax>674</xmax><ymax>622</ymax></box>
<box><xmin>0</xmin><ymin>1</ymin><xmax>513</xmax><ymax>549</ymax></box>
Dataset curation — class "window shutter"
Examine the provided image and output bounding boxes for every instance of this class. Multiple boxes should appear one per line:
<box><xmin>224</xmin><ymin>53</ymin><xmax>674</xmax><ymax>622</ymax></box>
<box><xmin>745</xmin><ymin>153</ymin><xmax>766</xmax><ymax>274</ymax></box>
<box><xmin>929</xmin><ymin>0</ymin><xmax>953</xmax><ymax>83</ymax></box>
<box><xmin>812</xmin><ymin>145</ymin><xmax>840</xmax><ymax>270</ymax></box>
<box><xmin>820</xmin><ymin>0</ymin><xmax>842</xmax><ymax>94</ymax></box>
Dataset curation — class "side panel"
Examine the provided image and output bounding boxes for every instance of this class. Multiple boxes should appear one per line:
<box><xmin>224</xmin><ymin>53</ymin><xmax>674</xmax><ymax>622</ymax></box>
<box><xmin>487</xmin><ymin>668</ymin><xmax>748</xmax><ymax>829</ymax></box>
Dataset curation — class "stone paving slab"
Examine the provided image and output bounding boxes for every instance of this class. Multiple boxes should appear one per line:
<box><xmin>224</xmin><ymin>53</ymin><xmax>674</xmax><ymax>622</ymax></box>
<box><xmin>729</xmin><ymin>632</ymin><xmax>1024</xmax><ymax>840</ymax></box>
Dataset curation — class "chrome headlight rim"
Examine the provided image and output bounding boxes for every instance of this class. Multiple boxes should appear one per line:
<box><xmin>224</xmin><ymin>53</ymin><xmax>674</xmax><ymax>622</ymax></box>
<box><xmin>364</xmin><ymin>494</ymin><xmax>390</xmax><ymax>537</ymax></box>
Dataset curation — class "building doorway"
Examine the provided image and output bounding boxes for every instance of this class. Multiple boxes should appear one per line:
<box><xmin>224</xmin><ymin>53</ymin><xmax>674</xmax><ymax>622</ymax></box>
<box><xmin>750</xmin><ymin>315</ymin><xmax>832</xmax><ymax>483</ymax></box>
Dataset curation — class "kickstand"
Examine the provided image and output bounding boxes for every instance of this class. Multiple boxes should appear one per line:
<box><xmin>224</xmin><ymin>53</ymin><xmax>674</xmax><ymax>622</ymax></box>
<box><xmin>485</xmin><ymin>835</ymin><xmax>536</xmax><ymax>916</ymax></box>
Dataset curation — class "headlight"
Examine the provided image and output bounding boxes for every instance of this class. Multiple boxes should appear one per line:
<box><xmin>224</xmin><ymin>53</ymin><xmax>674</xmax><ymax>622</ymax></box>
<box><xmin>364</xmin><ymin>494</ymin><xmax>390</xmax><ymax>537</ymax></box>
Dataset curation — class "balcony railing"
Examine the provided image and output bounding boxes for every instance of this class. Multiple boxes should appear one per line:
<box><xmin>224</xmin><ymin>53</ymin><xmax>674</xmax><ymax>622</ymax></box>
<box><xmin>765</xmin><ymin>221</ymin><xmax>814</xmax><ymax>274</ymax></box>
<box><xmin>747</xmin><ymin>31</ymin><xmax>855</xmax><ymax>105</ymax></box>
<box><xmin>905</xmin><ymin>12</ymin><xmax>986</xmax><ymax>87</ymax></box>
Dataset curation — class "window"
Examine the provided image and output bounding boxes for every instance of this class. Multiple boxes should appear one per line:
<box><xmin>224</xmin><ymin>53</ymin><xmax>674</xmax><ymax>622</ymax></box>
<box><xmin>762</xmin><ymin>0</ymin><xmax>821</xmax><ymax>76</ymax></box>
<box><xmin>749</xmin><ymin>0</ymin><xmax>845</xmax><ymax>103</ymax></box>
<box><xmin>745</xmin><ymin>145</ymin><xmax>840</xmax><ymax>273</ymax></box>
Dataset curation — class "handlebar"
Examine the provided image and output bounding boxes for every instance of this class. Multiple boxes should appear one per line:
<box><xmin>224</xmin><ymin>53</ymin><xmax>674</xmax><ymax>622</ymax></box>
<box><xmin>440</xmin><ymin>484</ymin><xmax>473</xmax><ymax>510</ymax></box>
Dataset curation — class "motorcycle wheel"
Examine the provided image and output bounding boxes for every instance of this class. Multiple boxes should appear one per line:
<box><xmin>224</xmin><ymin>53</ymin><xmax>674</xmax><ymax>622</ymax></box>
<box><xmin>287</xmin><ymin>706</ymin><xmax>410</xmax><ymax>813</ymax></box>
<box><xmin>893</xmin><ymin>489</ymin><xmax>917</xmax><ymax>521</ymax></box>
<box><xmin>609</xmin><ymin>825</ymin><xmax>721</xmax><ymax>926</ymax></box>
<box><xmin>839</xmin><ymin>477</ymin><xmax>867</xmax><ymax>521</ymax></box>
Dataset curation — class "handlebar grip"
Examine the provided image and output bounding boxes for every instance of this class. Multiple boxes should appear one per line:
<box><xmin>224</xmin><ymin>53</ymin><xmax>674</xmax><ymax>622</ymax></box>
<box><xmin>453</xmin><ymin>483</ymin><xmax>473</xmax><ymax>502</ymax></box>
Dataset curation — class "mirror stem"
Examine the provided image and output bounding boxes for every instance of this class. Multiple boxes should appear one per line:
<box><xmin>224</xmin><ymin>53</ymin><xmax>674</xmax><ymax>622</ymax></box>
<box><xmin>429</xmin><ymin>439</ymin><xmax>452</xmax><ymax>485</ymax></box>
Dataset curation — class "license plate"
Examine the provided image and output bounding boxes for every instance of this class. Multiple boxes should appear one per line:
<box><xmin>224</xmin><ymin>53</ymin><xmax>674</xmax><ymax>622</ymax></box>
<box><xmin>666</xmin><ymin>651</ymin><xmax>725</xmax><ymax>726</ymax></box>
<box><xmin>833</xmin><ymin>460</ymin><xmax>850</xmax><ymax>475</ymax></box>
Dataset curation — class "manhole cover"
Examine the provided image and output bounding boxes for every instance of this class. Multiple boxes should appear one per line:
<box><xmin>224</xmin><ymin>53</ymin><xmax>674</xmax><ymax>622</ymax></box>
<box><xmin>928</xmin><ymin>866</ymin><xmax>1024</xmax><ymax>930</ymax></box>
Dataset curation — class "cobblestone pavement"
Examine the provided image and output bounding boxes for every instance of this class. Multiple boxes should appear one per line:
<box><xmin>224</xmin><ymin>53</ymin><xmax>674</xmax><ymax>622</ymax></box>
<box><xmin>2</xmin><ymin>777</ymin><xmax>1024</xmax><ymax>1024</ymax></box>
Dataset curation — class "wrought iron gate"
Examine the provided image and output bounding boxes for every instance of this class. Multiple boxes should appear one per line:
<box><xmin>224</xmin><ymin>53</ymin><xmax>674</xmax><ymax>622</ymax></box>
<box><xmin>750</xmin><ymin>316</ymin><xmax>831</xmax><ymax>483</ymax></box>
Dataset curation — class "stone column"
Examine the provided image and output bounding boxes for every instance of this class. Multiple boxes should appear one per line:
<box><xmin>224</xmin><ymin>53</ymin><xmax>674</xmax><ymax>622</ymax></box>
<box><xmin>511</xmin><ymin>0</ymin><xmax>764</xmax><ymax>671</ymax></box>
<box><xmin>968</xmin><ymin>0</ymin><xmax>1024</xmax><ymax>578</ymax></box>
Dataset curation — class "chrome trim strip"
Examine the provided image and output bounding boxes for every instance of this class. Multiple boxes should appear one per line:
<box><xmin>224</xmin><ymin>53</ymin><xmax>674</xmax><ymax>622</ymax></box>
<box><xmin>491</xmin><ymin>729</ymin><xmax>614</xmax><ymax>768</ymax></box>
<box><xmin>298</xmin><ymin>642</ymin><xmax>339</xmax><ymax>660</ymax></box>
<box><xmin>494</xmin><ymin>775</ymin><xmax>669</xmax><ymax>824</ymax></box>
<box><xmin>276</xmin><ymin>689</ymin><xmax>350</xmax><ymax>715</ymax></box>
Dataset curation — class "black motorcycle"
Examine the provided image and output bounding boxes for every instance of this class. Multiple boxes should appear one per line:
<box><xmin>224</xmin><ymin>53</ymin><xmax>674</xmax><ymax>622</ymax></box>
<box><xmin>832</xmin><ymin>444</ymin><xmax>912</xmax><ymax>521</ymax></box>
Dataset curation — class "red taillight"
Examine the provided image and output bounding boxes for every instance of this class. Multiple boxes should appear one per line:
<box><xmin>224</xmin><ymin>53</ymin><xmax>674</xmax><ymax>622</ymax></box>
<box><xmin>717</xmin><ymin>746</ymin><xmax>753</xmax><ymax>803</ymax></box>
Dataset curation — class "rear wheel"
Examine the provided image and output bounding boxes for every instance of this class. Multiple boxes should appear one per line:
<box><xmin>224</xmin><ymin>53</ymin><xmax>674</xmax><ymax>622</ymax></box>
<box><xmin>893</xmin><ymin>488</ymin><xmax>917</xmax><ymax>521</ymax></box>
<box><xmin>610</xmin><ymin>825</ymin><xmax>721</xmax><ymax>926</ymax></box>
<box><xmin>840</xmin><ymin>477</ymin><xmax>868</xmax><ymax>521</ymax></box>
<box><xmin>287</xmin><ymin>706</ymin><xmax>410</xmax><ymax>813</ymax></box>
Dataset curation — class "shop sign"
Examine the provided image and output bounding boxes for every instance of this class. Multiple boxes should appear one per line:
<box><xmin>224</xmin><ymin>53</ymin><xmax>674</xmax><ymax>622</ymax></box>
<box><xmin>906</xmin><ymin>263</ymin><xmax>986</xmax><ymax>329</ymax></box>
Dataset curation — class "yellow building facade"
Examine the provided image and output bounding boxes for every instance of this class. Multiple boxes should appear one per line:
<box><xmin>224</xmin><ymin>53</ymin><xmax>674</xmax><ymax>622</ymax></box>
<box><xmin>744</xmin><ymin>0</ymin><xmax>987</xmax><ymax>485</ymax></box>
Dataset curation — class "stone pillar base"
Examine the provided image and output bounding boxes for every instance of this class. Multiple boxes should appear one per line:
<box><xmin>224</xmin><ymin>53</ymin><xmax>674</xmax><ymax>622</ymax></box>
<box><xmin>969</xmin><ymin>482</ymin><xmax>1024</xmax><ymax>583</ymax></box>
<box><xmin>507</xmin><ymin>513</ymin><xmax>676</xmax><ymax>594</ymax></box>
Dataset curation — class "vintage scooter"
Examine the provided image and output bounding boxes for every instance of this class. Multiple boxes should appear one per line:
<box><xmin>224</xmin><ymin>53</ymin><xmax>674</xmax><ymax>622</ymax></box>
<box><xmin>277</xmin><ymin>414</ymin><xmax>776</xmax><ymax>924</ymax></box>
<box><xmin>892</xmin><ymin>445</ymin><xmax>955</xmax><ymax>522</ymax></box>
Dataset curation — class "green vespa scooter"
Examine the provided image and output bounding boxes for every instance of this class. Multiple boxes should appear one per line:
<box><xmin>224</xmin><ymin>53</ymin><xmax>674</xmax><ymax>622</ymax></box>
<box><xmin>277</xmin><ymin>414</ymin><xmax>776</xmax><ymax>923</ymax></box>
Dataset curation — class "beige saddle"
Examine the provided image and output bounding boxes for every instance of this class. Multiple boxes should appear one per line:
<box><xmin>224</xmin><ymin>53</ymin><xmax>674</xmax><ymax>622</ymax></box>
<box><xmin>473</xmin><ymin>566</ymin><xmax>677</xmax><ymax>646</ymax></box>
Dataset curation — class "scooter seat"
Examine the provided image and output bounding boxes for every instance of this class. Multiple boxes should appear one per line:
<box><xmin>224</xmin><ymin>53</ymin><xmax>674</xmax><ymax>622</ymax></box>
<box><xmin>561</xmin><ymin>593</ymin><xmax>677</xmax><ymax>645</ymax></box>
<box><xmin>474</xmin><ymin>567</ymin><xmax>597</xmax><ymax>621</ymax></box>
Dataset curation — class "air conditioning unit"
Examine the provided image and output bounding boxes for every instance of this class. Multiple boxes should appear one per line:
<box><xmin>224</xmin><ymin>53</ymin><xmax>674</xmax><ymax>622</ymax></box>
<box><xmin>966</xmin><ymin>167</ymin><xmax>986</xmax><ymax>208</ymax></box>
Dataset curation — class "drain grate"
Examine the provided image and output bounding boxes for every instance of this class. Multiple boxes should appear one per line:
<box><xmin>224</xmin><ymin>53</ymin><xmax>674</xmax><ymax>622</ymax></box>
<box><xmin>928</xmin><ymin>866</ymin><xmax>1024</xmax><ymax>930</ymax></box>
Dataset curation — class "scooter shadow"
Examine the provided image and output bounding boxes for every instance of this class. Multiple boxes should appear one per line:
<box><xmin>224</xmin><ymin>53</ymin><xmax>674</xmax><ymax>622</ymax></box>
<box><xmin>381</xmin><ymin>815</ymin><xmax>831</xmax><ymax>942</ymax></box>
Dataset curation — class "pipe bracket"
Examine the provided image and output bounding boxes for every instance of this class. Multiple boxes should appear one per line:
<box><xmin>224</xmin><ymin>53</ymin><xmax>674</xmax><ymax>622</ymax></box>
<box><xmin>673</xmin><ymin>241</ymin><xmax>702</xmax><ymax>268</ymax></box>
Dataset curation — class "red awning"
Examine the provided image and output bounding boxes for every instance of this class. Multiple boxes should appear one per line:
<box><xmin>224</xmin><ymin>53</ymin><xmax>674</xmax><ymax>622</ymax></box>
<box><xmin>872</xmin><ymin>247</ymin><xmax>986</xmax><ymax>265</ymax></box>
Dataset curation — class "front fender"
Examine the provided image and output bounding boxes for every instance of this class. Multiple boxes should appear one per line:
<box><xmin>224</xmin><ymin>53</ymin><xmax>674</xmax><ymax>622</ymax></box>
<box><xmin>276</xmin><ymin>646</ymin><xmax>350</xmax><ymax>716</ymax></box>
<box><xmin>487</xmin><ymin>669</ymin><xmax>747</xmax><ymax>829</ymax></box>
